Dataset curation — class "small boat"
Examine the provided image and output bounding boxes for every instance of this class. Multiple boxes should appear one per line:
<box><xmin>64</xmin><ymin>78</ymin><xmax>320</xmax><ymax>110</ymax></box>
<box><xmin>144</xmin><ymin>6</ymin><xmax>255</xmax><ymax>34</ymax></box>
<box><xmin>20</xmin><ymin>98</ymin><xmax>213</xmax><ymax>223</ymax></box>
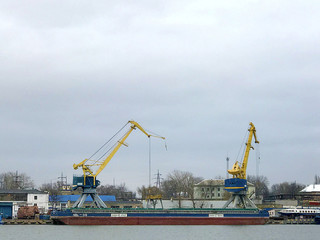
<box><xmin>278</xmin><ymin>207</ymin><xmax>320</xmax><ymax>217</ymax></box>
<box><xmin>279</xmin><ymin>207</ymin><xmax>320</xmax><ymax>224</ymax></box>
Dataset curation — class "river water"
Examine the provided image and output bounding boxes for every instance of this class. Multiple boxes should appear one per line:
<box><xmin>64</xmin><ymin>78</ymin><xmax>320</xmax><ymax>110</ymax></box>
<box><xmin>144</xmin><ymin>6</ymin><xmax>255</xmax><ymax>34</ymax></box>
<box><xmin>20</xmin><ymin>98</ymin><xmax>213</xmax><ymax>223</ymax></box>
<box><xmin>1</xmin><ymin>225</ymin><xmax>320</xmax><ymax>240</ymax></box>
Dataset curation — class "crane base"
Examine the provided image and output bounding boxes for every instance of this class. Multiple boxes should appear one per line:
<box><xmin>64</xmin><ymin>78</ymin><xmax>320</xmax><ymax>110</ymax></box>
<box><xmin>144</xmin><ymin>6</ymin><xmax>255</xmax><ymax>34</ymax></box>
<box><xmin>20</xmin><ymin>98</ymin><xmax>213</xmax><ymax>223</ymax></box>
<box><xmin>72</xmin><ymin>188</ymin><xmax>107</xmax><ymax>208</ymax></box>
<box><xmin>223</xmin><ymin>191</ymin><xmax>257</xmax><ymax>209</ymax></box>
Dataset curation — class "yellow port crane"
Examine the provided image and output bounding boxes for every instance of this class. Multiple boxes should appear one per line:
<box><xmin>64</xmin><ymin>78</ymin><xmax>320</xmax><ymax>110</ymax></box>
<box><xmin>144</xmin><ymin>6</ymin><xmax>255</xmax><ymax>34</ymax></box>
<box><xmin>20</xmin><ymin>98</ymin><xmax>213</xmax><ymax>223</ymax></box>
<box><xmin>72</xmin><ymin>120</ymin><xmax>165</xmax><ymax>208</ymax></box>
<box><xmin>227</xmin><ymin>122</ymin><xmax>259</xmax><ymax>181</ymax></box>
<box><xmin>223</xmin><ymin>122</ymin><xmax>259</xmax><ymax>209</ymax></box>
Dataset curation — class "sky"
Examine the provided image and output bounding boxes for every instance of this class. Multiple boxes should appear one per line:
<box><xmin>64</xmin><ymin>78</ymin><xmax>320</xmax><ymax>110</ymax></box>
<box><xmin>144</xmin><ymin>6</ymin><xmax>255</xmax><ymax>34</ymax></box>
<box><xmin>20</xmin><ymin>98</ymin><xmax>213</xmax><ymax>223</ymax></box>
<box><xmin>1</xmin><ymin>0</ymin><xmax>319</xmax><ymax>192</ymax></box>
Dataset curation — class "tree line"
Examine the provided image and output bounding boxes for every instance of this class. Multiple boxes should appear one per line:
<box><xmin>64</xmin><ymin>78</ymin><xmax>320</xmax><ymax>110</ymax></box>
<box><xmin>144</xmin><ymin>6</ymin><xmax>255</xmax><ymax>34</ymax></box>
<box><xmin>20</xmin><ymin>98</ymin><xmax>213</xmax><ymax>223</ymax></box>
<box><xmin>0</xmin><ymin>172</ymin><xmax>34</xmax><ymax>190</ymax></box>
<box><xmin>0</xmin><ymin>170</ymin><xmax>315</xmax><ymax>200</ymax></box>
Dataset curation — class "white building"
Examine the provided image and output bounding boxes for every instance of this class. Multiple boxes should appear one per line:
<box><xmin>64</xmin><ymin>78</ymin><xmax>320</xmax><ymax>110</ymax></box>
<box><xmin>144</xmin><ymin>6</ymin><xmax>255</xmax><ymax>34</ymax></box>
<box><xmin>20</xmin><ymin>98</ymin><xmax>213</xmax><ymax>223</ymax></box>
<box><xmin>0</xmin><ymin>189</ymin><xmax>49</xmax><ymax>218</ymax></box>
<box><xmin>27</xmin><ymin>191</ymin><xmax>49</xmax><ymax>213</ymax></box>
<box><xmin>193</xmin><ymin>179</ymin><xmax>255</xmax><ymax>200</ymax></box>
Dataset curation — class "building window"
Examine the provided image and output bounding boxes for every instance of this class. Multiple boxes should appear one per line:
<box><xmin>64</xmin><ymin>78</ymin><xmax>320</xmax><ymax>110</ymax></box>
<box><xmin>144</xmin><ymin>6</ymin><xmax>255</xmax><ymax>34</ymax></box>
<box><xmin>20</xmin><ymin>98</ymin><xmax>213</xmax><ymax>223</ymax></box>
<box><xmin>212</xmin><ymin>193</ymin><xmax>215</xmax><ymax>197</ymax></box>
<box><xmin>201</xmin><ymin>187</ymin><xmax>204</xmax><ymax>192</ymax></box>
<box><xmin>218</xmin><ymin>188</ymin><xmax>220</xmax><ymax>191</ymax></box>
<box><xmin>218</xmin><ymin>193</ymin><xmax>220</xmax><ymax>197</ymax></box>
<box><xmin>212</xmin><ymin>188</ymin><xmax>215</xmax><ymax>192</ymax></box>
<box><xmin>206</xmin><ymin>188</ymin><xmax>209</xmax><ymax>191</ymax></box>
<box><xmin>34</xmin><ymin>196</ymin><xmax>38</xmax><ymax>200</ymax></box>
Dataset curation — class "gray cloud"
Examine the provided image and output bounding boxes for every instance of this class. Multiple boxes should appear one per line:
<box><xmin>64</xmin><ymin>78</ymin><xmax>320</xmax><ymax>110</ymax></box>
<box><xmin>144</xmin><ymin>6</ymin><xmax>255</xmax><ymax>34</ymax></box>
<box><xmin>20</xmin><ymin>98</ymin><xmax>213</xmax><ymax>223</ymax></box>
<box><xmin>1</xmin><ymin>0</ymin><xmax>319</xmax><ymax>191</ymax></box>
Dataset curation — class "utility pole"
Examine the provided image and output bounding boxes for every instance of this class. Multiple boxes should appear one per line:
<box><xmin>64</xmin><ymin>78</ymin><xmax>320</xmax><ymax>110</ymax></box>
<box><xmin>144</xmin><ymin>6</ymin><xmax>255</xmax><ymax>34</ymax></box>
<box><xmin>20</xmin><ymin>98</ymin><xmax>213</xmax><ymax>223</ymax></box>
<box><xmin>58</xmin><ymin>172</ymin><xmax>68</xmax><ymax>189</ymax></box>
<box><xmin>154</xmin><ymin>170</ymin><xmax>163</xmax><ymax>189</ymax></box>
<box><xmin>14</xmin><ymin>171</ymin><xmax>22</xmax><ymax>189</ymax></box>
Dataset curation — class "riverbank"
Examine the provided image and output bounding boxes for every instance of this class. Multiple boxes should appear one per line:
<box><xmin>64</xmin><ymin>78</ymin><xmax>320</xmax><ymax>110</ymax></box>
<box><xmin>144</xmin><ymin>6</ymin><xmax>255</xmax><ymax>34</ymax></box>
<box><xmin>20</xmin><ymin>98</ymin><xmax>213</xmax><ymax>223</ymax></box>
<box><xmin>1</xmin><ymin>217</ymin><xmax>318</xmax><ymax>225</ymax></box>
<box><xmin>2</xmin><ymin>219</ymin><xmax>53</xmax><ymax>225</ymax></box>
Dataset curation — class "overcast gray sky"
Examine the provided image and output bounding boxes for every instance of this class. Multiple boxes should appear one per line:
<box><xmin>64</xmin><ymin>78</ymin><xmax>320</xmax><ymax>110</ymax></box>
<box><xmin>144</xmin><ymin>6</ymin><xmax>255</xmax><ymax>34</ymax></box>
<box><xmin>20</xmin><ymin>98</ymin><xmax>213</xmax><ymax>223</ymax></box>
<box><xmin>1</xmin><ymin>0</ymin><xmax>319</xmax><ymax>191</ymax></box>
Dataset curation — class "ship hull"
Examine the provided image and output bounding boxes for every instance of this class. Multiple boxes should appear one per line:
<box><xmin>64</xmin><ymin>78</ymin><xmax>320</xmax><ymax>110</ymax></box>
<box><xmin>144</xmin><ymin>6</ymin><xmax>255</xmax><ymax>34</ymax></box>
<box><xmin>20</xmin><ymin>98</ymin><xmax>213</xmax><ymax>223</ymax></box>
<box><xmin>51</xmin><ymin>208</ymin><xmax>269</xmax><ymax>225</ymax></box>
<box><xmin>53</xmin><ymin>216</ymin><xmax>268</xmax><ymax>225</ymax></box>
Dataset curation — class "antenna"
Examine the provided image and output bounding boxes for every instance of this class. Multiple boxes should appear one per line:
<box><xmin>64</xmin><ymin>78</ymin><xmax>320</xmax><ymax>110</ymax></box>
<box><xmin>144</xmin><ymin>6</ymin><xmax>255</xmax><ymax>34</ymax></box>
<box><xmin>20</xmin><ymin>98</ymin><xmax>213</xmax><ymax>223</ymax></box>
<box><xmin>226</xmin><ymin>155</ymin><xmax>230</xmax><ymax>179</ymax></box>
<box><xmin>149</xmin><ymin>138</ymin><xmax>151</xmax><ymax>187</ymax></box>
<box><xmin>255</xmin><ymin>144</ymin><xmax>260</xmax><ymax>178</ymax></box>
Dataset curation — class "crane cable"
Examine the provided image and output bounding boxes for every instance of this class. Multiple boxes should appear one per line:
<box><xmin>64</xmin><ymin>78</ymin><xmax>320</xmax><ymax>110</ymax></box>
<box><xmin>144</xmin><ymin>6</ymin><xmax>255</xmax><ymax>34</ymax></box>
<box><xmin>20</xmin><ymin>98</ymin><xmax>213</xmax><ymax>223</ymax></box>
<box><xmin>85</xmin><ymin>122</ymin><xmax>167</xmax><ymax>172</ymax></box>
<box><xmin>86</xmin><ymin>122</ymin><xmax>130</xmax><ymax>164</ymax></box>
<box><xmin>146</xmin><ymin>128</ymin><xmax>167</xmax><ymax>150</ymax></box>
<box><xmin>235</xmin><ymin>127</ymin><xmax>249</xmax><ymax>165</ymax></box>
<box><xmin>96</xmin><ymin>128</ymin><xmax>132</xmax><ymax>162</ymax></box>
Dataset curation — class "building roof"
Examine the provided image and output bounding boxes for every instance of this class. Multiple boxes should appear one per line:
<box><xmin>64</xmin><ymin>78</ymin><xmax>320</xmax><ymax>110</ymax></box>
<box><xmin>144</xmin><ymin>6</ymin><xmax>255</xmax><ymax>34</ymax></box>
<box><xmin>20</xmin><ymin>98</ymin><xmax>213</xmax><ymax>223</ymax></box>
<box><xmin>194</xmin><ymin>179</ymin><xmax>254</xmax><ymax>186</ymax></box>
<box><xmin>0</xmin><ymin>189</ymin><xmax>47</xmax><ymax>194</ymax></box>
<box><xmin>49</xmin><ymin>195</ymin><xmax>116</xmax><ymax>203</ymax></box>
<box><xmin>107</xmin><ymin>200</ymin><xmax>142</xmax><ymax>204</ymax></box>
<box><xmin>195</xmin><ymin>179</ymin><xmax>225</xmax><ymax>186</ymax></box>
<box><xmin>300</xmin><ymin>184</ymin><xmax>320</xmax><ymax>192</ymax></box>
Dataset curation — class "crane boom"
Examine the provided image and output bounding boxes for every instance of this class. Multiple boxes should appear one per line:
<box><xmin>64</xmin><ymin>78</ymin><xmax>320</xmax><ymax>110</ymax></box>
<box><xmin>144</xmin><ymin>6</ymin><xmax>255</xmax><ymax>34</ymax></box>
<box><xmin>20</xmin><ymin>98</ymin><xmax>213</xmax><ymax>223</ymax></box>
<box><xmin>227</xmin><ymin>122</ymin><xmax>259</xmax><ymax>179</ymax></box>
<box><xmin>73</xmin><ymin>120</ymin><xmax>165</xmax><ymax>189</ymax></box>
<box><xmin>72</xmin><ymin>120</ymin><xmax>165</xmax><ymax>209</ymax></box>
<box><xmin>94</xmin><ymin>120</ymin><xmax>164</xmax><ymax>177</ymax></box>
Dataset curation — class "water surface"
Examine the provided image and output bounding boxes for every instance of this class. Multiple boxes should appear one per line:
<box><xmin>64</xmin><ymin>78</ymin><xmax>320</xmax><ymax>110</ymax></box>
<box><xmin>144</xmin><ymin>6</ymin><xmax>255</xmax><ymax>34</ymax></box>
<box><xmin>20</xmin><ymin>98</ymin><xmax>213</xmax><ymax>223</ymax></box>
<box><xmin>1</xmin><ymin>225</ymin><xmax>320</xmax><ymax>240</ymax></box>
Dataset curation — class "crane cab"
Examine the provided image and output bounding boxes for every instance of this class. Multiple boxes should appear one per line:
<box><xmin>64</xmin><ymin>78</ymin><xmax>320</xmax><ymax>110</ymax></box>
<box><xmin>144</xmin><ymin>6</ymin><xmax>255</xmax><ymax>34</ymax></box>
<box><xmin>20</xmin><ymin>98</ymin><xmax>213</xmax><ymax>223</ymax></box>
<box><xmin>224</xmin><ymin>178</ymin><xmax>247</xmax><ymax>193</ymax></box>
<box><xmin>73</xmin><ymin>175</ymin><xmax>100</xmax><ymax>190</ymax></box>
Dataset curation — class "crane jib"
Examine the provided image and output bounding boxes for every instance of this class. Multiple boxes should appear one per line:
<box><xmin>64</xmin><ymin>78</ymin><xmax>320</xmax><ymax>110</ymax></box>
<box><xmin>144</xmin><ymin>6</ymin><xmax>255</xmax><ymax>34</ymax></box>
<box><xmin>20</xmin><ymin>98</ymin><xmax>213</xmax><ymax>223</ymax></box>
<box><xmin>72</xmin><ymin>121</ymin><xmax>165</xmax><ymax>204</ymax></box>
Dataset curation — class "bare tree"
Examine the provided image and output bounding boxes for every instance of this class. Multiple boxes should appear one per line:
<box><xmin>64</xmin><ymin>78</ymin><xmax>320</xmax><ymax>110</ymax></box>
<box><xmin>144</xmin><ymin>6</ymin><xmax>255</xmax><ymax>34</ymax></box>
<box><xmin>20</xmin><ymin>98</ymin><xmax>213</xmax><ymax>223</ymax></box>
<box><xmin>0</xmin><ymin>171</ymin><xmax>34</xmax><ymax>190</ymax></box>
<box><xmin>40</xmin><ymin>182</ymin><xmax>60</xmax><ymax>195</ymax></box>
<box><xmin>270</xmin><ymin>181</ymin><xmax>305</xmax><ymax>197</ymax></box>
<box><xmin>214</xmin><ymin>175</ymin><xmax>224</xmax><ymax>179</ymax></box>
<box><xmin>40</xmin><ymin>182</ymin><xmax>61</xmax><ymax>210</ymax></box>
<box><xmin>137</xmin><ymin>185</ymin><xmax>162</xmax><ymax>199</ymax></box>
<box><xmin>161</xmin><ymin>170</ymin><xmax>203</xmax><ymax>208</ymax></box>
<box><xmin>97</xmin><ymin>183</ymin><xmax>135</xmax><ymax>200</ymax></box>
<box><xmin>314</xmin><ymin>175</ymin><xmax>320</xmax><ymax>184</ymax></box>
<box><xmin>247</xmin><ymin>175</ymin><xmax>269</xmax><ymax>197</ymax></box>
